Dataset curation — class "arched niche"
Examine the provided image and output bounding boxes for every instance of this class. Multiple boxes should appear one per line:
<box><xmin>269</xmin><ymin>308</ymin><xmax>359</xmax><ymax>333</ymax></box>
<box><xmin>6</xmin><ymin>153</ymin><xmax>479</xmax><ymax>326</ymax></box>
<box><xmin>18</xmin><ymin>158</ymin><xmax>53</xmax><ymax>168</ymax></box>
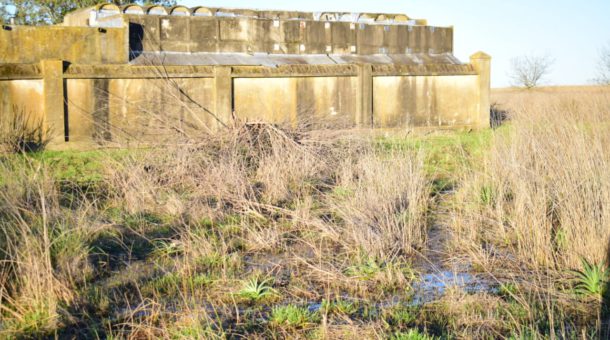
<box><xmin>146</xmin><ymin>6</ymin><xmax>168</xmax><ymax>16</ymax></box>
<box><xmin>394</xmin><ymin>14</ymin><xmax>410</xmax><ymax>23</ymax></box>
<box><xmin>97</xmin><ymin>4</ymin><xmax>120</xmax><ymax>16</ymax></box>
<box><xmin>376</xmin><ymin>14</ymin><xmax>392</xmax><ymax>23</ymax></box>
<box><xmin>192</xmin><ymin>7</ymin><xmax>214</xmax><ymax>17</ymax></box>
<box><xmin>122</xmin><ymin>5</ymin><xmax>144</xmax><ymax>15</ymax></box>
<box><xmin>319</xmin><ymin>13</ymin><xmax>338</xmax><ymax>21</ymax></box>
<box><xmin>357</xmin><ymin>14</ymin><xmax>376</xmax><ymax>23</ymax></box>
<box><xmin>170</xmin><ymin>6</ymin><xmax>190</xmax><ymax>16</ymax></box>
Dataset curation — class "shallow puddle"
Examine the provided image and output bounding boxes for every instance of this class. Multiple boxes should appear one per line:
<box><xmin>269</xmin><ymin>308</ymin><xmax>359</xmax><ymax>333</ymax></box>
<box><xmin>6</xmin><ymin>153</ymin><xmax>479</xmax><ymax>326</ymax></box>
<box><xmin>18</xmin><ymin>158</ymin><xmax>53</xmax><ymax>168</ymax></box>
<box><xmin>411</xmin><ymin>271</ymin><xmax>495</xmax><ymax>305</ymax></box>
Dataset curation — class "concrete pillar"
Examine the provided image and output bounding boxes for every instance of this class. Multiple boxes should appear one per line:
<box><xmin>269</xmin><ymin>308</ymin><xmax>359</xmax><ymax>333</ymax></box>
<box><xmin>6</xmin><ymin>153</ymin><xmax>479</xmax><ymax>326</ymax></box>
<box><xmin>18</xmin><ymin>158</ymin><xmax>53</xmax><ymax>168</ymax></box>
<box><xmin>470</xmin><ymin>51</ymin><xmax>491</xmax><ymax>129</ymax></box>
<box><xmin>356</xmin><ymin>63</ymin><xmax>373</xmax><ymax>127</ymax></box>
<box><xmin>214</xmin><ymin>66</ymin><xmax>233</xmax><ymax>128</ymax></box>
<box><xmin>40</xmin><ymin>59</ymin><xmax>66</xmax><ymax>145</ymax></box>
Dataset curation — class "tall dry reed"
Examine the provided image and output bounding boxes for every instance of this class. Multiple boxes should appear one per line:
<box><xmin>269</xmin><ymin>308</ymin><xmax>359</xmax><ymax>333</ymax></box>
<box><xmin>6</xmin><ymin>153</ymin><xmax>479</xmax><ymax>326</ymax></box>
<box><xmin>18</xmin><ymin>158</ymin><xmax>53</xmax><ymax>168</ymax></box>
<box><xmin>330</xmin><ymin>150</ymin><xmax>429</xmax><ymax>260</ymax></box>
<box><xmin>0</xmin><ymin>159</ymin><xmax>97</xmax><ymax>336</ymax></box>
<box><xmin>454</xmin><ymin>89</ymin><xmax>610</xmax><ymax>270</ymax></box>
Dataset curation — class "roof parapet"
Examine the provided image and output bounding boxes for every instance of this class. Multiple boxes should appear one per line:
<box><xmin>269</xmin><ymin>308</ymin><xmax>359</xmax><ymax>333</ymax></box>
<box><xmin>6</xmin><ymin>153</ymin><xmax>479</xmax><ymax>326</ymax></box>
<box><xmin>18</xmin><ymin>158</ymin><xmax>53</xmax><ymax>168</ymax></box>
<box><xmin>64</xmin><ymin>3</ymin><xmax>428</xmax><ymax>26</ymax></box>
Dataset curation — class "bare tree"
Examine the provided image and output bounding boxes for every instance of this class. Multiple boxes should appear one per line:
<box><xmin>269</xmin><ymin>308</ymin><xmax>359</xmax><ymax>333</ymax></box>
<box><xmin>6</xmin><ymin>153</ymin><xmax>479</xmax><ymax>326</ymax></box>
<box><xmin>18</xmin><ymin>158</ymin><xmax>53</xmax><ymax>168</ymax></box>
<box><xmin>594</xmin><ymin>42</ymin><xmax>610</xmax><ymax>85</ymax></box>
<box><xmin>509</xmin><ymin>54</ymin><xmax>555</xmax><ymax>89</ymax></box>
<box><xmin>1</xmin><ymin>0</ymin><xmax>176</xmax><ymax>25</ymax></box>
<box><xmin>0</xmin><ymin>3</ymin><xmax>9</xmax><ymax>24</ymax></box>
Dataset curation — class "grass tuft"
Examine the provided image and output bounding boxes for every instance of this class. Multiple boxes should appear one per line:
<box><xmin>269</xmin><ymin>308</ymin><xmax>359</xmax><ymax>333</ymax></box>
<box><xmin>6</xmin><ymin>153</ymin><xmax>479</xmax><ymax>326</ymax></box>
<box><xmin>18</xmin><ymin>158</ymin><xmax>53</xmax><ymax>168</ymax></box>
<box><xmin>572</xmin><ymin>258</ymin><xmax>609</xmax><ymax>300</ymax></box>
<box><xmin>238</xmin><ymin>277</ymin><xmax>277</xmax><ymax>302</ymax></box>
<box><xmin>270</xmin><ymin>304</ymin><xmax>320</xmax><ymax>329</ymax></box>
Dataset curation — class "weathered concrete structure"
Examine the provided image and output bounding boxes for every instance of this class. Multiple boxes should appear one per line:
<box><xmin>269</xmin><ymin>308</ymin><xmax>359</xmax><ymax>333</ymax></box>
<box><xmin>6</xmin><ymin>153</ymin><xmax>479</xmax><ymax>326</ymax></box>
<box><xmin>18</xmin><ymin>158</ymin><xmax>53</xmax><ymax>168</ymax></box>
<box><xmin>0</xmin><ymin>3</ymin><xmax>490</xmax><ymax>148</ymax></box>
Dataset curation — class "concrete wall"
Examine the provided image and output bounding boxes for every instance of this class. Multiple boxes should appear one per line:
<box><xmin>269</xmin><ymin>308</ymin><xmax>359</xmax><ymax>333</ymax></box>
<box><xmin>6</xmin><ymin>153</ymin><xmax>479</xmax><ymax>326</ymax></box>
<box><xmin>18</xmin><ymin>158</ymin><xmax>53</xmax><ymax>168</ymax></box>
<box><xmin>0</xmin><ymin>54</ymin><xmax>490</xmax><ymax>149</ymax></box>
<box><xmin>0</xmin><ymin>25</ymin><xmax>127</xmax><ymax>64</ymax></box>
<box><xmin>0</xmin><ymin>15</ymin><xmax>452</xmax><ymax>65</ymax></box>
<box><xmin>0</xmin><ymin>79</ymin><xmax>44</xmax><ymax>125</ymax></box>
<box><xmin>124</xmin><ymin>15</ymin><xmax>453</xmax><ymax>56</ymax></box>
<box><xmin>0</xmin><ymin>18</ymin><xmax>454</xmax><ymax>68</ymax></box>
<box><xmin>233</xmin><ymin>76</ymin><xmax>358</xmax><ymax>127</ymax></box>
<box><xmin>0</xmin><ymin>6</ymin><xmax>491</xmax><ymax>150</ymax></box>
<box><xmin>373</xmin><ymin>75</ymin><xmax>479</xmax><ymax>128</ymax></box>
<box><xmin>65</xmin><ymin>77</ymin><xmax>216</xmax><ymax>145</ymax></box>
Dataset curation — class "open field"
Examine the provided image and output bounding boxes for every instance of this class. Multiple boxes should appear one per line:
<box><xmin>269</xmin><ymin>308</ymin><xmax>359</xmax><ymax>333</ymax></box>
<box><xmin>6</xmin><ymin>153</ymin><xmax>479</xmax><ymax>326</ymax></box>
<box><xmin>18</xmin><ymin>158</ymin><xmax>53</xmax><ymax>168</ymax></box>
<box><xmin>0</xmin><ymin>86</ymin><xmax>609</xmax><ymax>339</ymax></box>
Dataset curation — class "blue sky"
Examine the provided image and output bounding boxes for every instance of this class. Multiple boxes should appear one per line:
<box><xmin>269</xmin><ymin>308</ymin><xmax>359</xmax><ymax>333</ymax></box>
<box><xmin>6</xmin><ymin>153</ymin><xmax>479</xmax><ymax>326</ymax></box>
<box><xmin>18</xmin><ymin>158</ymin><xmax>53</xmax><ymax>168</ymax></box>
<box><xmin>179</xmin><ymin>0</ymin><xmax>610</xmax><ymax>88</ymax></box>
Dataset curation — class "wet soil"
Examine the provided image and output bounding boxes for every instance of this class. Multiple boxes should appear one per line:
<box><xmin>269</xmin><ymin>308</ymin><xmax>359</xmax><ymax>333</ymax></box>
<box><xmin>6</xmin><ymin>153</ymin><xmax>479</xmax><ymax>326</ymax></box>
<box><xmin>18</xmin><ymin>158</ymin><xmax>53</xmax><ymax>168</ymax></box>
<box><xmin>411</xmin><ymin>190</ymin><xmax>496</xmax><ymax>304</ymax></box>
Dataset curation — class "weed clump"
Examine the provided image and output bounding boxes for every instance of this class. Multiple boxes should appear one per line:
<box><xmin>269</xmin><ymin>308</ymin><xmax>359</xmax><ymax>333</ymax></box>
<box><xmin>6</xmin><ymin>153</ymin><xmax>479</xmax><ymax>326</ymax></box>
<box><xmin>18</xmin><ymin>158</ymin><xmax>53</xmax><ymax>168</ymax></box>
<box><xmin>572</xmin><ymin>259</ymin><xmax>609</xmax><ymax>300</ymax></box>
<box><xmin>270</xmin><ymin>304</ymin><xmax>320</xmax><ymax>329</ymax></box>
<box><xmin>238</xmin><ymin>277</ymin><xmax>276</xmax><ymax>302</ymax></box>
<box><xmin>0</xmin><ymin>107</ymin><xmax>48</xmax><ymax>153</ymax></box>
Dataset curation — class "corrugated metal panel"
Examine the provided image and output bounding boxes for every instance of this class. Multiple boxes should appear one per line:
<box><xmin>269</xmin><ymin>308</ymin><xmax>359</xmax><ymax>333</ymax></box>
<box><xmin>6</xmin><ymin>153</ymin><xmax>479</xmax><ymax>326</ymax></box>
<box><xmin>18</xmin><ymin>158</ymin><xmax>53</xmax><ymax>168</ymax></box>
<box><xmin>130</xmin><ymin>52</ymin><xmax>337</xmax><ymax>67</ymax></box>
<box><xmin>332</xmin><ymin>53</ymin><xmax>462</xmax><ymax>65</ymax></box>
<box><xmin>390</xmin><ymin>53</ymin><xmax>462</xmax><ymax>65</ymax></box>
<box><xmin>329</xmin><ymin>54</ymin><xmax>394</xmax><ymax>64</ymax></box>
<box><xmin>130</xmin><ymin>52</ymin><xmax>463</xmax><ymax>67</ymax></box>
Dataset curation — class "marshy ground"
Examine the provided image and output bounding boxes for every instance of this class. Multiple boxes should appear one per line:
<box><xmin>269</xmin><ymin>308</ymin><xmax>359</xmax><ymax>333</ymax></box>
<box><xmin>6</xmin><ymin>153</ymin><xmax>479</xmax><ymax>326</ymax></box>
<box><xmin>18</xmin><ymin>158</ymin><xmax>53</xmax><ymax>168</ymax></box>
<box><xmin>0</xmin><ymin>86</ymin><xmax>609</xmax><ymax>339</ymax></box>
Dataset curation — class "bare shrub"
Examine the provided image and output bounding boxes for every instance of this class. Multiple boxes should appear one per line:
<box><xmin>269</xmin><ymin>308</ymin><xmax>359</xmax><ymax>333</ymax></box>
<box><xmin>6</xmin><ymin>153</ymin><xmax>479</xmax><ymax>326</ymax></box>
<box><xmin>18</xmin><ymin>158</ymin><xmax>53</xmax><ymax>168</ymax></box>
<box><xmin>105</xmin><ymin>120</ymin><xmax>430</xmax><ymax>265</ymax></box>
<box><xmin>104</xmin><ymin>122</ymin><xmax>325</xmax><ymax>220</ymax></box>
<box><xmin>594</xmin><ymin>41</ymin><xmax>610</xmax><ymax>85</ymax></box>
<box><xmin>0</xmin><ymin>107</ymin><xmax>48</xmax><ymax>153</ymax></box>
<box><xmin>453</xmin><ymin>90</ymin><xmax>610</xmax><ymax>270</ymax></box>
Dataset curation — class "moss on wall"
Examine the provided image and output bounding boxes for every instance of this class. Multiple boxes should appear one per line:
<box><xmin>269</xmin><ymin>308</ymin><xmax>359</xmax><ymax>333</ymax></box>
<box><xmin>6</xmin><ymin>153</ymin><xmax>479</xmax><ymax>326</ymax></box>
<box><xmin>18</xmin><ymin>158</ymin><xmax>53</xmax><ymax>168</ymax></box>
<box><xmin>0</xmin><ymin>25</ymin><xmax>127</xmax><ymax>64</ymax></box>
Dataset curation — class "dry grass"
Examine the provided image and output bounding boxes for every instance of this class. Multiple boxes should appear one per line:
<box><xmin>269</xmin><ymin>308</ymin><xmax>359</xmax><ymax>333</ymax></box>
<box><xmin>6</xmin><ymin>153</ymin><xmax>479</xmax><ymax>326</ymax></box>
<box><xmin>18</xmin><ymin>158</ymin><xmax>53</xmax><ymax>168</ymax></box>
<box><xmin>2</xmin><ymin>84</ymin><xmax>609</xmax><ymax>339</ymax></box>
<box><xmin>331</xmin><ymin>150</ymin><xmax>429</xmax><ymax>260</ymax></box>
<box><xmin>0</xmin><ymin>119</ymin><xmax>431</xmax><ymax>338</ymax></box>
<box><xmin>0</xmin><ymin>159</ymin><xmax>97</xmax><ymax>336</ymax></box>
<box><xmin>454</xmin><ymin>87</ymin><xmax>610</xmax><ymax>270</ymax></box>
<box><xmin>105</xmin><ymin>122</ymin><xmax>430</xmax><ymax>262</ymax></box>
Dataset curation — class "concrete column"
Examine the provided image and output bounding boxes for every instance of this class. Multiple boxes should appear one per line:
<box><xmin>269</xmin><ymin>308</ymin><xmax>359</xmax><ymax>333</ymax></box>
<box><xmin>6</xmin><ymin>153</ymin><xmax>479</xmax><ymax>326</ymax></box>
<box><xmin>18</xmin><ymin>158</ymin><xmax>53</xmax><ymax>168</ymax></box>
<box><xmin>214</xmin><ymin>66</ymin><xmax>233</xmax><ymax>129</ymax></box>
<box><xmin>470</xmin><ymin>51</ymin><xmax>491</xmax><ymax>129</ymax></box>
<box><xmin>40</xmin><ymin>59</ymin><xmax>66</xmax><ymax>145</ymax></box>
<box><xmin>356</xmin><ymin>63</ymin><xmax>373</xmax><ymax>127</ymax></box>
<box><xmin>155</xmin><ymin>17</ymin><xmax>162</xmax><ymax>51</ymax></box>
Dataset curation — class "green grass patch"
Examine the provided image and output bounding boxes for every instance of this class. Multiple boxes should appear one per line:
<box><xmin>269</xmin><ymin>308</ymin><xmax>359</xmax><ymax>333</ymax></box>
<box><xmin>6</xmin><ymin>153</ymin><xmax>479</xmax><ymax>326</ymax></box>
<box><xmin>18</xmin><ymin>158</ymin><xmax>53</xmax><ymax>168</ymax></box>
<box><xmin>376</xmin><ymin>127</ymin><xmax>509</xmax><ymax>192</ymax></box>
<box><xmin>270</xmin><ymin>305</ymin><xmax>320</xmax><ymax>329</ymax></box>
<box><xmin>30</xmin><ymin>149</ymin><xmax>129</xmax><ymax>182</ymax></box>
<box><xmin>390</xmin><ymin>329</ymin><xmax>436</xmax><ymax>340</ymax></box>
<box><xmin>321</xmin><ymin>299</ymin><xmax>360</xmax><ymax>317</ymax></box>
